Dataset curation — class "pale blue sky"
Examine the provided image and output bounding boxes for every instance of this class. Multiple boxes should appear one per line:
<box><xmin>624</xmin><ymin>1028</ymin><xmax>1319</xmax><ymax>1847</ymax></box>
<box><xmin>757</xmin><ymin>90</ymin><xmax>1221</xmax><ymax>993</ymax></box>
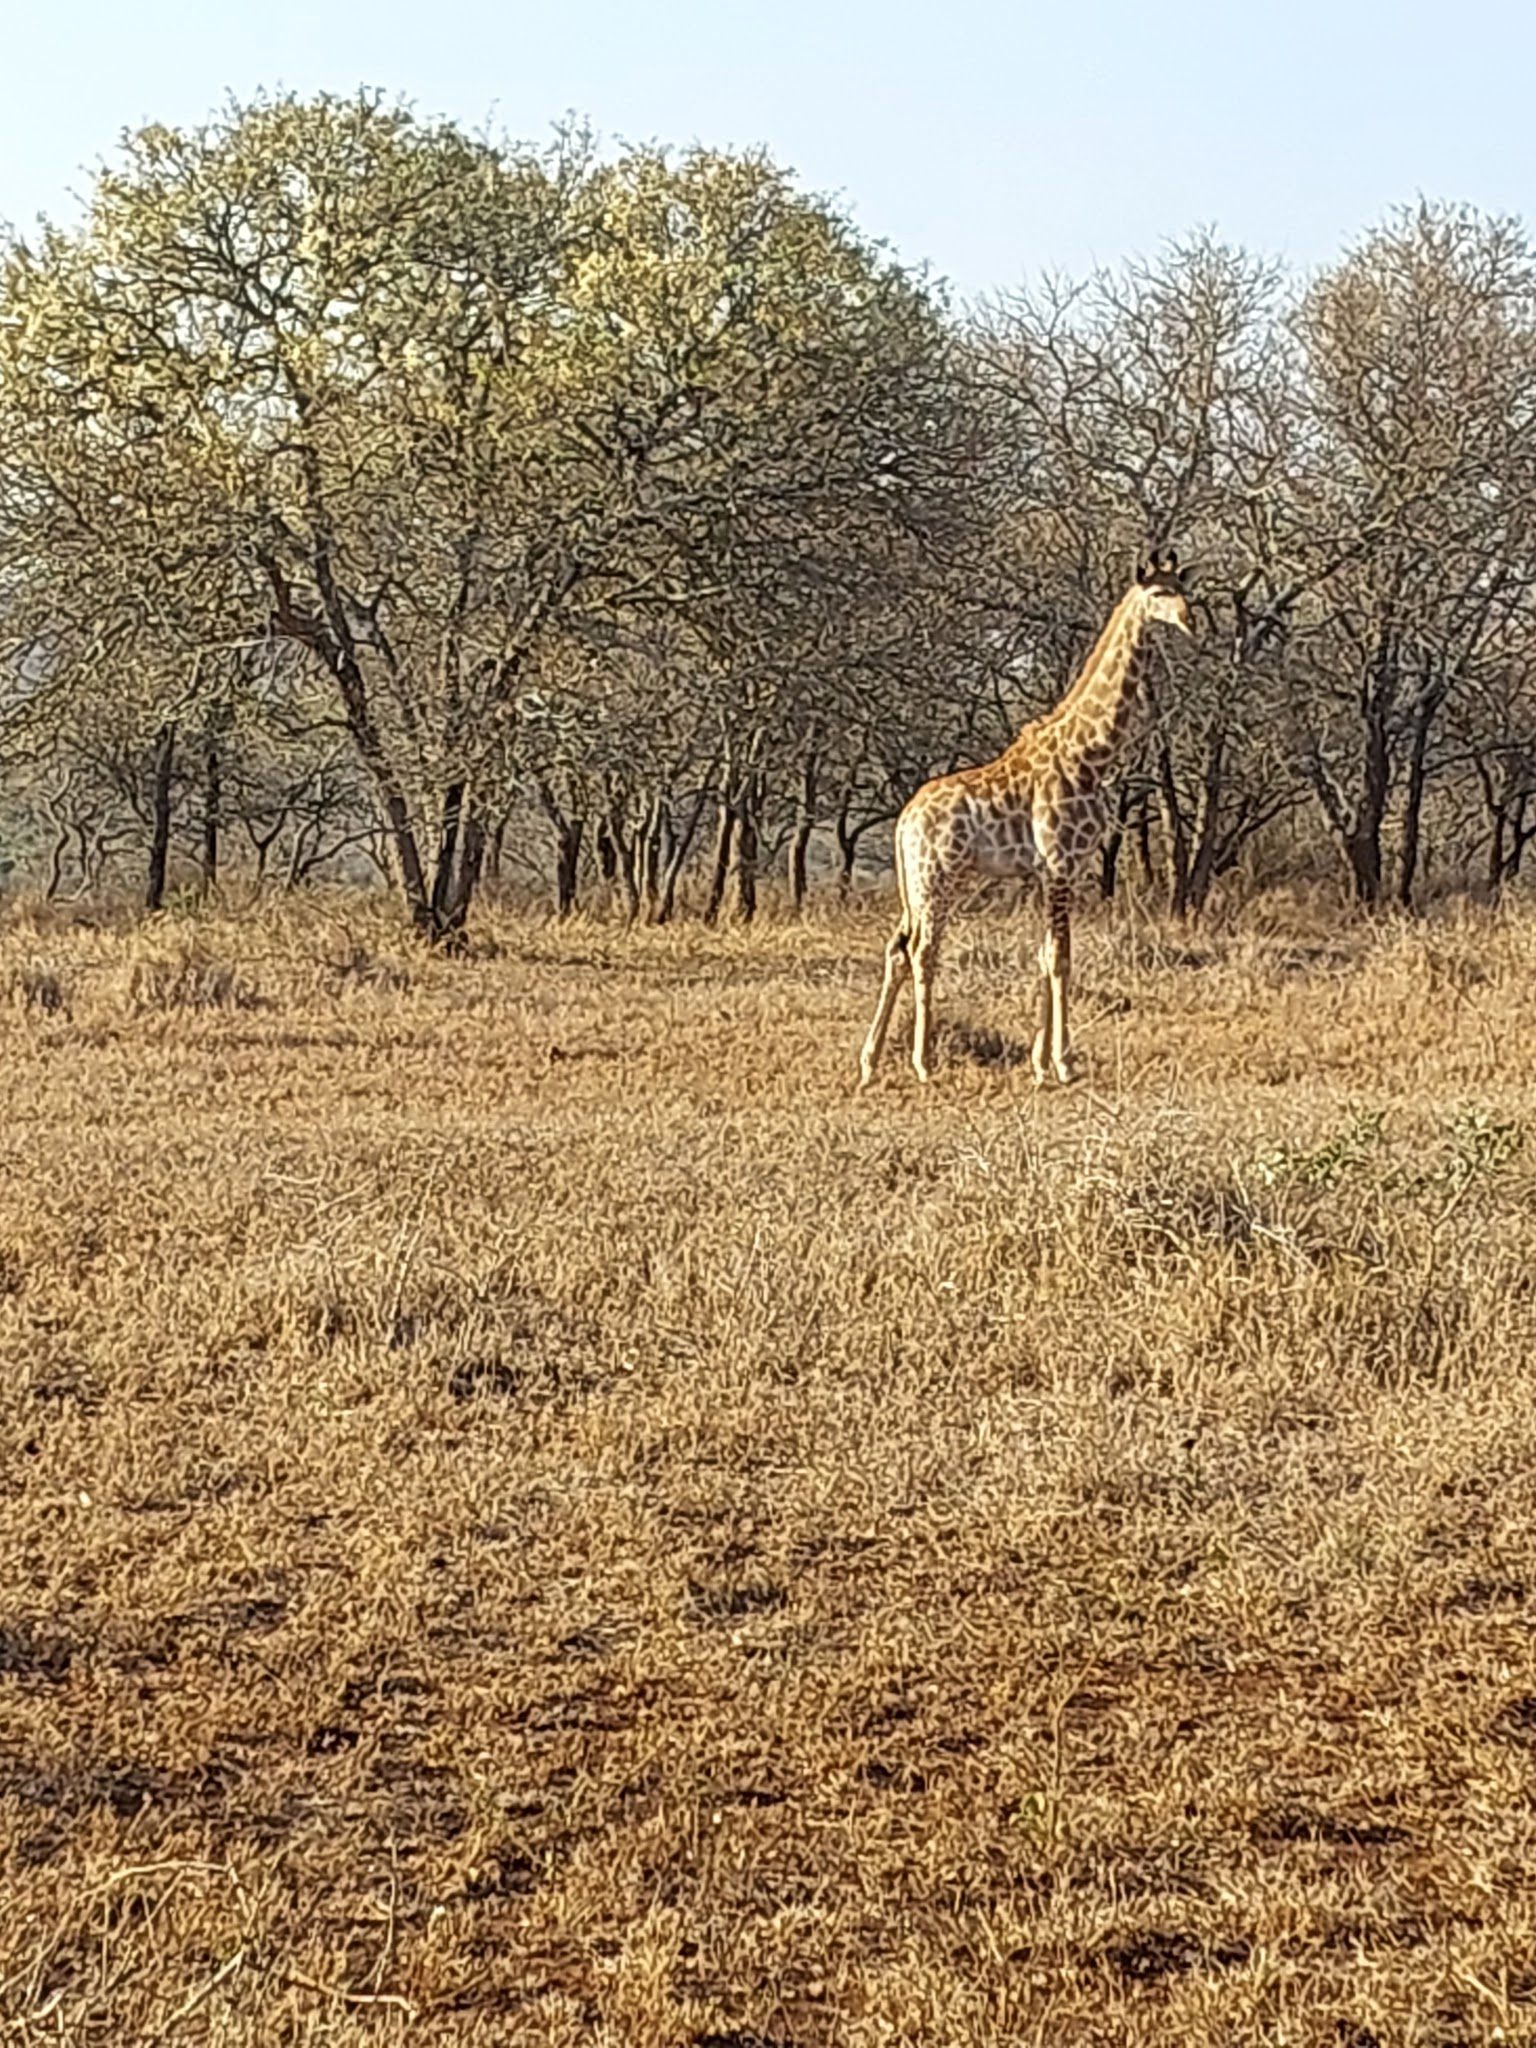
<box><xmin>5</xmin><ymin>0</ymin><xmax>1534</xmax><ymax>299</ymax></box>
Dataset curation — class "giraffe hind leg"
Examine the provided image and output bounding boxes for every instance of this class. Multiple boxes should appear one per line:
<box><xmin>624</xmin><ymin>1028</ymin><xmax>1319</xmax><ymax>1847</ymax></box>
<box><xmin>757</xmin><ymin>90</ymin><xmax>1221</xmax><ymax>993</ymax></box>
<box><xmin>859</xmin><ymin>926</ymin><xmax>911</xmax><ymax>1086</ymax></box>
<box><xmin>910</xmin><ymin>911</ymin><xmax>945</xmax><ymax>1082</ymax></box>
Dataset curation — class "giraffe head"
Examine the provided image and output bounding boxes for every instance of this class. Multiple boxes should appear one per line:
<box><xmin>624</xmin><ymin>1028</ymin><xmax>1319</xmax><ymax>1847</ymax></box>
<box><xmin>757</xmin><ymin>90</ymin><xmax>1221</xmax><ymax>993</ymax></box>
<box><xmin>1133</xmin><ymin>548</ymin><xmax>1194</xmax><ymax>635</ymax></box>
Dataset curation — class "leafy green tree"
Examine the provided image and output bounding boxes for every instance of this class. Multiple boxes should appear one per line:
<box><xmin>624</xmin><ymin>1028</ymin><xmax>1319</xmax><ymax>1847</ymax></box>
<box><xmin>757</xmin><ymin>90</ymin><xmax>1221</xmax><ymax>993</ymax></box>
<box><xmin>1</xmin><ymin>94</ymin><xmax>968</xmax><ymax>934</ymax></box>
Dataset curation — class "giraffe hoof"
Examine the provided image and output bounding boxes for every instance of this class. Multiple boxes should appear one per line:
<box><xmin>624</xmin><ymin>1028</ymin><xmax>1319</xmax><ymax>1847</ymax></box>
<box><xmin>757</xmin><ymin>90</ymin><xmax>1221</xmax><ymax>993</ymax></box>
<box><xmin>1054</xmin><ymin>1058</ymin><xmax>1083</xmax><ymax>1087</ymax></box>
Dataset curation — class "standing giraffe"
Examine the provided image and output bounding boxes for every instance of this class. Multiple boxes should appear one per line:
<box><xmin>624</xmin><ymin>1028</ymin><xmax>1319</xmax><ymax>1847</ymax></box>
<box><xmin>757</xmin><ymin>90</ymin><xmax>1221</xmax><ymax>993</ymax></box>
<box><xmin>860</xmin><ymin>550</ymin><xmax>1193</xmax><ymax>1087</ymax></box>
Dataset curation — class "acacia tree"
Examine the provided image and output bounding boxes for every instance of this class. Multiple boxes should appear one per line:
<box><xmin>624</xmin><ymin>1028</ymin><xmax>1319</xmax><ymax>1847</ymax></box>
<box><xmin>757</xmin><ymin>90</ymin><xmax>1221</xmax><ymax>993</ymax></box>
<box><xmin>0</xmin><ymin>212</ymin><xmax>254</xmax><ymax>910</ymax></box>
<box><xmin>490</xmin><ymin>145</ymin><xmax>983</xmax><ymax>924</ymax></box>
<box><xmin>1292</xmin><ymin>203</ymin><xmax>1536</xmax><ymax>905</ymax></box>
<box><xmin>563</xmin><ymin>148</ymin><xmax>978</xmax><ymax>923</ymax></box>
<box><xmin>0</xmin><ymin>97</ymin><xmax>548</xmax><ymax>927</ymax></box>
<box><xmin>1446</xmin><ymin>623</ymin><xmax>1536</xmax><ymax>893</ymax></box>
<box><xmin>975</xmin><ymin>237</ymin><xmax>1325</xmax><ymax>916</ymax></box>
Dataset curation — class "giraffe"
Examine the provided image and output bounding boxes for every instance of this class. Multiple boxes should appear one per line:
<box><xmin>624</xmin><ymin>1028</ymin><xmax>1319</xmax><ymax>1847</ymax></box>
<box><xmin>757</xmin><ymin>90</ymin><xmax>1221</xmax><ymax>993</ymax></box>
<box><xmin>859</xmin><ymin>549</ymin><xmax>1193</xmax><ymax>1087</ymax></box>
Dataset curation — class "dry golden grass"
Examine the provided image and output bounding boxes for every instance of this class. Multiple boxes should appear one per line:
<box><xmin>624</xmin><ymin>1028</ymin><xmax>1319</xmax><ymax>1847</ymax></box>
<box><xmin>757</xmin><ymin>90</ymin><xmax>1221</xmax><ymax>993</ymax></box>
<box><xmin>3</xmin><ymin>886</ymin><xmax>1536</xmax><ymax>2045</ymax></box>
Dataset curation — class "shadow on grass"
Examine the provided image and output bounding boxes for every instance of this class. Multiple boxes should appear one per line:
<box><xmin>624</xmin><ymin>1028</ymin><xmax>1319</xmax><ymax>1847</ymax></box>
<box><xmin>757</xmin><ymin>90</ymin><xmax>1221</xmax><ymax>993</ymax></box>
<box><xmin>936</xmin><ymin>1019</ymin><xmax>1034</xmax><ymax>1071</ymax></box>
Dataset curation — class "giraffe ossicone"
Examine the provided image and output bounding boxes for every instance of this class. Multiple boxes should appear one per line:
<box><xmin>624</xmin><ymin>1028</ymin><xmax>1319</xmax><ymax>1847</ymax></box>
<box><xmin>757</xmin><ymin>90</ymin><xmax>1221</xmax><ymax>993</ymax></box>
<box><xmin>858</xmin><ymin>550</ymin><xmax>1193</xmax><ymax>1088</ymax></box>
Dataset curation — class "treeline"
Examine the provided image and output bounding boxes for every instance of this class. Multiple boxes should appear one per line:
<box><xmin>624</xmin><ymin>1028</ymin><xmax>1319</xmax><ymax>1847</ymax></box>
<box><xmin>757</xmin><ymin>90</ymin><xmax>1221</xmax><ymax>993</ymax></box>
<box><xmin>2</xmin><ymin>91</ymin><xmax>1535</xmax><ymax>933</ymax></box>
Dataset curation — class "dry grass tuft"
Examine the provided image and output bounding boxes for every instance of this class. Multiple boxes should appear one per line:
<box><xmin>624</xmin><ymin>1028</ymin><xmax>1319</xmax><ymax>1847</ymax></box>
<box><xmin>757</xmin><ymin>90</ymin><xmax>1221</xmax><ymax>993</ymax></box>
<box><xmin>122</xmin><ymin>934</ymin><xmax>264</xmax><ymax>1013</ymax></box>
<box><xmin>5</xmin><ymin>962</ymin><xmax>72</xmax><ymax>1018</ymax></box>
<box><xmin>316</xmin><ymin>927</ymin><xmax>417</xmax><ymax>996</ymax></box>
<box><xmin>3</xmin><ymin>889</ymin><xmax>1536</xmax><ymax>2044</ymax></box>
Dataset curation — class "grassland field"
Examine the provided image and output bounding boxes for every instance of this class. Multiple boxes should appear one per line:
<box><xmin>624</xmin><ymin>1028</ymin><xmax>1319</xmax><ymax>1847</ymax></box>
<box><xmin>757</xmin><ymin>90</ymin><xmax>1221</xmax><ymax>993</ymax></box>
<box><xmin>3</xmin><ymin>885</ymin><xmax>1536</xmax><ymax>2046</ymax></box>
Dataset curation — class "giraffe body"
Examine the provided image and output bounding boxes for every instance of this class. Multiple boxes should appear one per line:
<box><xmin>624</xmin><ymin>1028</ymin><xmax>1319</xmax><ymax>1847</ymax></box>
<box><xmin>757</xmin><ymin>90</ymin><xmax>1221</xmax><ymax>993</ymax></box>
<box><xmin>859</xmin><ymin>553</ymin><xmax>1192</xmax><ymax>1087</ymax></box>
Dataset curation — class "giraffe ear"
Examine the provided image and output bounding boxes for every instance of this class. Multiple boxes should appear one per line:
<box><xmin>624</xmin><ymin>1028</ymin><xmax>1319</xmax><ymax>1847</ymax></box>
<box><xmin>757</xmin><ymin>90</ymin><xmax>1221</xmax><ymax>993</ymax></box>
<box><xmin>1160</xmin><ymin>547</ymin><xmax>1180</xmax><ymax>575</ymax></box>
<box><xmin>1135</xmin><ymin>556</ymin><xmax>1152</xmax><ymax>585</ymax></box>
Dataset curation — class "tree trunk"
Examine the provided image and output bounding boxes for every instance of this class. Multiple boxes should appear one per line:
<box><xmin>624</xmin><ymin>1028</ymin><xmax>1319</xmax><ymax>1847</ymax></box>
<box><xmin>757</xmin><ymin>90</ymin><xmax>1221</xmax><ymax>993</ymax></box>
<box><xmin>1134</xmin><ymin>801</ymin><xmax>1154</xmax><ymax>886</ymax></box>
<box><xmin>47</xmin><ymin>829</ymin><xmax>68</xmax><ymax>902</ymax></box>
<box><xmin>1098</xmin><ymin>827</ymin><xmax>1122</xmax><ymax>901</ymax></box>
<box><xmin>1155</xmin><ymin>742</ymin><xmax>1191</xmax><ymax>919</ymax></box>
<box><xmin>833</xmin><ymin>791</ymin><xmax>864</xmax><ymax>897</ymax></box>
<box><xmin>595</xmin><ymin>819</ymin><xmax>618</xmax><ymax>883</ymax></box>
<box><xmin>421</xmin><ymin>780</ymin><xmax>488</xmax><ymax>947</ymax></box>
<box><xmin>640</xmin><ymin>796</ymin><xmax>667</xmax><ymax>922</ymax></box>
<box><xmin>1488</xmin><ymin>803</ymin><xmax>1508</xmax><ymax>899</ymax></box>
<box><xmin>789</xmin><ymin>756</ymin><xmax>818</xmax><ymax>913</ymax></box>
<box><xmin>533</xmin><ymin>780</ymin><xmax>586</xmax><ymax>919</ymax></box>
<box><xmin>264</xmin><ymin>559</ymin><xmax>436</xmax><ymax>936</ymax></box>
<box><xmin>1478</xmin><ymin>757</ymin><xmax>1527</xmax><ymax>901</ymax></box>
<box><xmin>430</xmin><ymin>781</ymin><xmax>466</xmax><ymax>927</ymax></box>
<box><xmin>607</xmin><ymin>804</ymin><xmax>641</xmax><ymax>923</ymax></box>
<box><xmin>1345</xmin><ymin>828</ymin><xmax>1383</xmax><ymax>905</ymax></box>
<box><xmin>350</xmin><ymin>740</ymin><xmax>431</xmax><ymax>930</ymax></box>
<box><xmin>1345</xmin><ymin>715</ymin><xmax>1388</xmax><ymax>906</ymax></box>
<box><xmin>438</xmin><ymin>811</ymin><xmax>485</xmax><ymax>946</ymax></box>
<box><xmin>201</xmin><ymin>740</ymin><xmax>220</xmax><ymax>899</ymax></box>
<box><xmin>1396</xmin><ymin>696</ymin><xmax>1437</xmax><ymax>911</ymax></box>
<box><xmin>351</xmin><ymin>745</ymin><xmax>429</xmax><ymax>926</ymax></box>
<box><xmin>703</xmin><ymin>799</ymin><xmax>736</xmax><ymax>926</ymax></box>
<box><xmin>555</xmin><ymin>816</ymin><xmax>584</xmax><ymax>918</ymax></box>
<box><xmin>734</xmin><ymin>779</ymin><xmax>760</xmax><ymax>924</ymax></box>
<box><xmin>1099</xmin><ymin>786</ymin><xmax>1132</xmax><ymax>900</ymax></box>
<box><xmin>146</xmin><ymin>721</ymin><xmax>176</xmax><ymax>913</ymax></box>
<box><xmin>1513</xmin><ymin>793</ymin><xmax>1533</xmax><ymax>878</ymax></box>
<box><xmin>655</xmin><ymin>772</ymin><xmax>716</xmax><ymax>924</ymax></box>
<box><xmin>285</xmin><ymin>822</ymin><xmax>315</xmax><ymax>890</ymax></box>
<box><xmin>1184</xmin><ymin>726</ymin><xmax>1228</xmax><ymax>918</ymax></box>
<box><xmin>1346</xmin><ymin>646</ymin><xmax>1394</xmax><ymax>908</ymax></box>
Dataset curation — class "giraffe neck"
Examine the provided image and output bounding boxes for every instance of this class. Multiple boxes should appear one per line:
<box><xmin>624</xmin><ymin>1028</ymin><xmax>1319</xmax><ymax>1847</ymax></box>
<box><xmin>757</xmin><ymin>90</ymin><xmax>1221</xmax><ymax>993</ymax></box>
<box><xmin>1030</xmin><ymin>593</ymin><xmax>1153</xmax><ymax>769</ymax></box>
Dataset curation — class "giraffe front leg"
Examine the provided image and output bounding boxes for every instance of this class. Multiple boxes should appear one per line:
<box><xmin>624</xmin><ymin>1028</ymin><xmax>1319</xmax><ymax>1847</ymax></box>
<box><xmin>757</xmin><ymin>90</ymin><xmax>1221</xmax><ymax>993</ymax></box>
<box><xmin>1031</xmin><ymin>937</ymin><xmax>1053</xmax><ymax>1087</ymax></box>
<box><xmin>1043</xmin><ymin>880</ymin><xmax>1080</xmax><ymax>1084</ymax></box>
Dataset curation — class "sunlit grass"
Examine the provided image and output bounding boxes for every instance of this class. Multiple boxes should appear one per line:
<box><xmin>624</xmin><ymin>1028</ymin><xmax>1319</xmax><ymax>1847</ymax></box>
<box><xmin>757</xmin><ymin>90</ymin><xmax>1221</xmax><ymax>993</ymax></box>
<box><xmin>3</xmin><ymin>888</ymin><xmax>1535</xmax><ymax>2043</ymax></box>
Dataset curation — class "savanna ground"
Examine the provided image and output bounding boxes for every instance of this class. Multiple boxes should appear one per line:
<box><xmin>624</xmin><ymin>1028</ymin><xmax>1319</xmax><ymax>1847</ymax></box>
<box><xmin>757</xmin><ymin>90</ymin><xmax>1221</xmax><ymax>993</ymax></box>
<box><xmin>3</xmin><ymin>882</ymin><xmax>1536</xmax><ymax>2046</ymax></box>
